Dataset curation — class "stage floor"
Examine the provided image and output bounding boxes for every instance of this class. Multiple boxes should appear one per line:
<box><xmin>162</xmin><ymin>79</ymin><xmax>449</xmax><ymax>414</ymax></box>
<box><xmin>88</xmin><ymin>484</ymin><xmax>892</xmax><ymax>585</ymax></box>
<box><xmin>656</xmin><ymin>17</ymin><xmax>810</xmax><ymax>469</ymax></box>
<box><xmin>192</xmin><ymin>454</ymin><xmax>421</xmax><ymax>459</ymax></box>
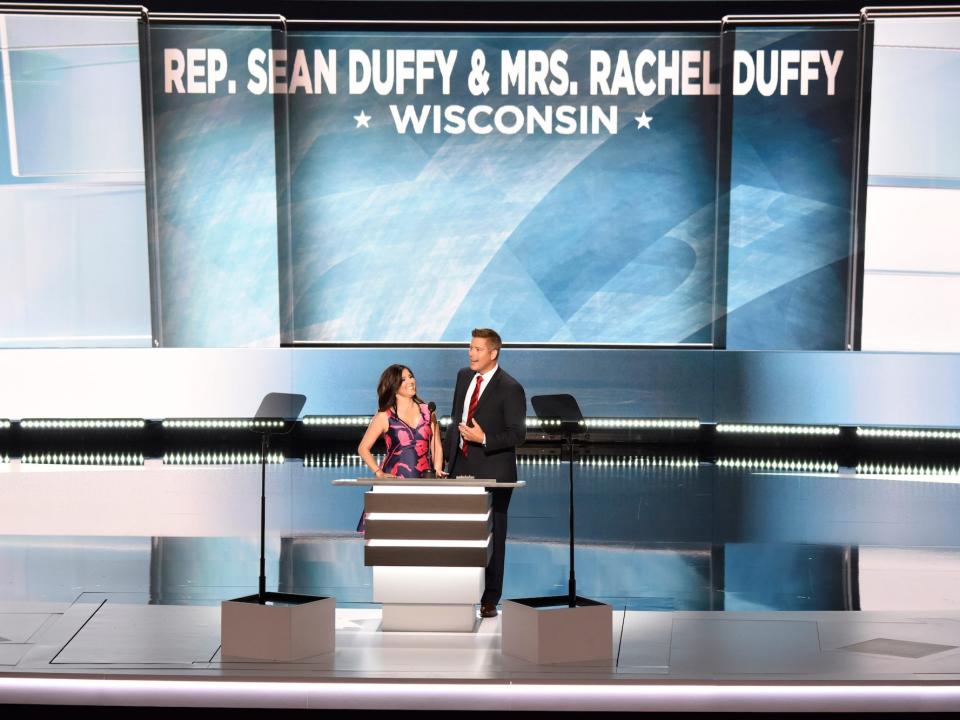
<box><xmin>3</xmin><ymin>600</ymin><xmax>960</xmax><ymax>711</ymax></box>
<box><xmin>5</xmin><ymin>460</ymin><xmax>960</xmax><ymax>710</ymax></box>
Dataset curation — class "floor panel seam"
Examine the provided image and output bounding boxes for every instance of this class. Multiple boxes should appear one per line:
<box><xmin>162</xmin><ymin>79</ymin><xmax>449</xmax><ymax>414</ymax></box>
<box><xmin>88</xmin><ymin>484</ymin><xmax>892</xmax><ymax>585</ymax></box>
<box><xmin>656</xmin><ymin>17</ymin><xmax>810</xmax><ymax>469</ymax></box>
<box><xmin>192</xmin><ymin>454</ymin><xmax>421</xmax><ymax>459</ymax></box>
<box><xmin>48</xmin><ymin>600</ymin><xmax>107</xmax><ymax>665</ymax></box>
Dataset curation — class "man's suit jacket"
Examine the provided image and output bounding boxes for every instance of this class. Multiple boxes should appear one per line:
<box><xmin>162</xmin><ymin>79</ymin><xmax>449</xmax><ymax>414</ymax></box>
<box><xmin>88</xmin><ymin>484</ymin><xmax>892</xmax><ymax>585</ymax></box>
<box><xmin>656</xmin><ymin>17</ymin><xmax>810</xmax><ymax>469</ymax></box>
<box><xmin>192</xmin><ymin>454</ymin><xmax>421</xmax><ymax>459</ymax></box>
<box><xmin>445</xmin><ymin>366</ymin><xmax>526</xmax><ymax>482</ymax></box>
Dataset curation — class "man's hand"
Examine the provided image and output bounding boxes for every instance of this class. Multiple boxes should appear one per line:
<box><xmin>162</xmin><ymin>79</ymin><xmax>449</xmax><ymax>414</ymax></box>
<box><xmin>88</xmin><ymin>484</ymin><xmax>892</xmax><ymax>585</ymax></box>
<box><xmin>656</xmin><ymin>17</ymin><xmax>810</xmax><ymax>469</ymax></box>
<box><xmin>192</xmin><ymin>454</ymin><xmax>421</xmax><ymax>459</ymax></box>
<box><xmin>458</xmin><ymin>419</ymin><xmax>485</xmax><ymax>445</ymax></box>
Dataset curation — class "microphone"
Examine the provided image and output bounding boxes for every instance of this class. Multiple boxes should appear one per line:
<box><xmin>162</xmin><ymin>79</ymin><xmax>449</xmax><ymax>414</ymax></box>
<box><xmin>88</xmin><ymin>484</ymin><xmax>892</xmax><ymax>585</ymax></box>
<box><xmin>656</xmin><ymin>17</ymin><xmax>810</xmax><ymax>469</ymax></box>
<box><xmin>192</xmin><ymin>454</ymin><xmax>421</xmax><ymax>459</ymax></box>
<box><xmin>423</xmin><ymin>402</ymin><xmax>438</xmax><ymax>478</ymax></box>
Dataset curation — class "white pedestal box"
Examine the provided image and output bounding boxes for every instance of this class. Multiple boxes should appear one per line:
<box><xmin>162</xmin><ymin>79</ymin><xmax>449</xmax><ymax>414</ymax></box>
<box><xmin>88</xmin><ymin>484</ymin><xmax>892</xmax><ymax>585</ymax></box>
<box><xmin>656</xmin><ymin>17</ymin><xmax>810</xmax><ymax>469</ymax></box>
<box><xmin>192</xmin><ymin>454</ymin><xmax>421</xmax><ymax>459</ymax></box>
<box><xmin>501</xmin><ymin>597</ymin><xmax>614</xmax><ymax>665</ymax></box>
<box><xmin>220</xmin><ymin>594</ymin><xmax>335</xmax><ymax>661</ymax></box>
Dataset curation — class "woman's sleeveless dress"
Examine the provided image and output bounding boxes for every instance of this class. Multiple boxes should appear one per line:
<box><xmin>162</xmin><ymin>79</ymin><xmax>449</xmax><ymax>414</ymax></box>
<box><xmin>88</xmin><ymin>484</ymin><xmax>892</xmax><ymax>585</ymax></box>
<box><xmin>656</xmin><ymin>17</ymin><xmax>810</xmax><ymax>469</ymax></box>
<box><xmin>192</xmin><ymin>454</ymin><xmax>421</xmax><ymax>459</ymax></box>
<box><xmin>381</xmin><ymin>403</ymin><xmax>432</xmax><ymax>477</ymax></box>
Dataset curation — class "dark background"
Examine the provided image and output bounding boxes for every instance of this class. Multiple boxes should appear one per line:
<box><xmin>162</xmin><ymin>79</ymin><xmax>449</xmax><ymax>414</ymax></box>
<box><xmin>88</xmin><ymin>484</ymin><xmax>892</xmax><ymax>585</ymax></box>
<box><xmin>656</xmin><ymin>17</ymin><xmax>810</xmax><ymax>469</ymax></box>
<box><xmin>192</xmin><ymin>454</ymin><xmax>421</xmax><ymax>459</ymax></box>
<box><xmin>49</xmin><ymin>0</ymin><xmax>960</xmax><ymax>22</ymax></box>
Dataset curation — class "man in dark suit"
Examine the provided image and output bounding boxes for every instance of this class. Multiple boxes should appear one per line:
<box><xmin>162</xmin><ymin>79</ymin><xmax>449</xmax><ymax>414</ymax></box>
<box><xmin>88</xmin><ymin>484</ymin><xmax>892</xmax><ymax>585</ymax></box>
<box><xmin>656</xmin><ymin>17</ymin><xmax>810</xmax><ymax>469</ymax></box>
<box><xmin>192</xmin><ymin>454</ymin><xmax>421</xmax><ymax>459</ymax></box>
<box><xmin>445</xmin><ymin>328</ymin><xmax>526</xmax><ymax>618</ymax></box>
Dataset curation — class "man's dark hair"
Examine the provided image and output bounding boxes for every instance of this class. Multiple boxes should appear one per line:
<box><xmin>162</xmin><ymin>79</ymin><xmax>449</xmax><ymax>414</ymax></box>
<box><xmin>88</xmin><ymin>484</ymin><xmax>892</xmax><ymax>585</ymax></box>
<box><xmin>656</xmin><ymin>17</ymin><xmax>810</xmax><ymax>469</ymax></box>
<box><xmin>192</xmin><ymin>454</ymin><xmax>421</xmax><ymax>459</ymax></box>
<box><xmin>472</xmin><ymin>328</ymin><xmax>502</xmax><ymax>353</ymax></box>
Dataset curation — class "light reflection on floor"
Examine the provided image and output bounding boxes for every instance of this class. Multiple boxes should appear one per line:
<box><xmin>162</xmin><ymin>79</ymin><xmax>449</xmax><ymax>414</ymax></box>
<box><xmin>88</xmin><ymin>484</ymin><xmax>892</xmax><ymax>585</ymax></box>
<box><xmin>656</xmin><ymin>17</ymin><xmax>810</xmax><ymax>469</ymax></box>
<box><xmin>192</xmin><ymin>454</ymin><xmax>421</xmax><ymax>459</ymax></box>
<box><xmin>2</xmin><ymin>460</ymin><xmax>960</xmax><ymax>611</ymax></box>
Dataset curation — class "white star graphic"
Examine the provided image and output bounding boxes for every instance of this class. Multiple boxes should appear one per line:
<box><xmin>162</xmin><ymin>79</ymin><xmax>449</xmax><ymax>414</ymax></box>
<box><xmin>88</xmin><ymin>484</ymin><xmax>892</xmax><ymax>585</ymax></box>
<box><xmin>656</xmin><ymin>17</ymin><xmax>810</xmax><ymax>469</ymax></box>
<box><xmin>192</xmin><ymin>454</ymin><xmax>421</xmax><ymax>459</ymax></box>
<box><xmin>354</xmin><ymin>110</ymin><xmax>371</xmax><ymax>129</ymax></box>
<box><xmin>635</xmin><ymin>112</ymin><xmax>653</xmax><ymax>130</ymax></box>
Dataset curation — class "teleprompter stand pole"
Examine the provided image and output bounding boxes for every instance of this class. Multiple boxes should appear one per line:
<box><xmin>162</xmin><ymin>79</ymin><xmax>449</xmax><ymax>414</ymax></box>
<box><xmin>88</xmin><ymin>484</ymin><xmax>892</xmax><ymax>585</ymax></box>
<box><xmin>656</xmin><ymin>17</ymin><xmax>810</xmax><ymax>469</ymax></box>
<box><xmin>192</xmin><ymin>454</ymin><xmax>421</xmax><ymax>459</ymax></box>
<box><xmin>221</xmin><ymin>392</ymin><xmax>336</xmax><ymax>661</ymax></box>
<box><xmin>258</xmin><ymin>431</ymin><xmax>269</xmax><ymax>601</ymax></box>
<box><xmin>528</xmin><ymin>393</ymin><xmax>598</xmax><ymax>609</ymax></box>
<box><xmin>567</xmin><ymin>427</ymin><xmax>576</xmax><ymax>607</ymax></box>
<box><xmin>248</xmin><ymin>392</ymin><xmax>303</xmax><ymax>604</ymax></box>
<box><xmin>500</xmin><ymin>393</ymin><xmax>612</xmax><ymax>664</ymax></box>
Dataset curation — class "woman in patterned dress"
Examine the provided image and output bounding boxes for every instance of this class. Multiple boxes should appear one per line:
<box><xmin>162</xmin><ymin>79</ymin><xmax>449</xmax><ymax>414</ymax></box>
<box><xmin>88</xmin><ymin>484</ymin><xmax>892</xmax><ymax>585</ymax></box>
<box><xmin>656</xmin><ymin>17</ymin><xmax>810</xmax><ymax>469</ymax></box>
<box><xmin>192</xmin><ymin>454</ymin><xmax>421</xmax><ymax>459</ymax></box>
<box><xmin>358</xmin><ymin>364</ymin><xmax>444</xmax><ymax>478</ymax></box>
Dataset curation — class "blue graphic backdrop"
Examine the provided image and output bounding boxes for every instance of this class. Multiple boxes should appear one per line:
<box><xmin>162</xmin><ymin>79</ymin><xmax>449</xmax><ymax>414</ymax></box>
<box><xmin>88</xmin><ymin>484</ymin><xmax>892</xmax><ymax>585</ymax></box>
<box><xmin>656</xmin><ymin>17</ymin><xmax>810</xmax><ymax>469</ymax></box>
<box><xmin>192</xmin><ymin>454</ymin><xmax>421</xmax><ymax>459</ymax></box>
<box><xmin>286</xmin><ymin>32</ymin><xmax>720</xmax><ymax>344</ymax></box>
<box><xmin>723</xmin><ymin>26</ymin><xmax>859</xmax><ymax>350</ymax></box>
<box><xmin>147</xmin><ymin>23</ymin><xmax>281</xmax><ymax>347</ymax></box>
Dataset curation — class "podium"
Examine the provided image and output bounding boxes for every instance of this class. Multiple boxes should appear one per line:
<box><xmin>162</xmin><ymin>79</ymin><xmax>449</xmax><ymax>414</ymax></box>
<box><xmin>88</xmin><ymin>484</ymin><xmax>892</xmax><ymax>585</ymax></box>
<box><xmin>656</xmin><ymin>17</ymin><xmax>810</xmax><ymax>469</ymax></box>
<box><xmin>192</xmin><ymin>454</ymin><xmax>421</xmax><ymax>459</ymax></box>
<box><xmin>334</xmin><ymin>478</ymin><xmax>524</xmax><ymax>632</ymax></box>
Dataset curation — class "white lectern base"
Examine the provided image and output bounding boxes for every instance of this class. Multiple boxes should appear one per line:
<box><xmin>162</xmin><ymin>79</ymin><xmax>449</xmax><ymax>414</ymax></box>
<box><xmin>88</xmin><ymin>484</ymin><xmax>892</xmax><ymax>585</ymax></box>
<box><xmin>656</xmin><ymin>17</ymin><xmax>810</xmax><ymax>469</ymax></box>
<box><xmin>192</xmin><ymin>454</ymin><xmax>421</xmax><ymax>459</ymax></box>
<box><xmin>501</xmin><ymin>597</ymin><xmax>614</xmax><ymax>664</ymax></box>
<box><xmin>382</xmin><ymin>604</ymin><xmax>478</xmax><ymax>632</ymax></box>
<box><xmin>374</xmin><ymin>566</ymin><xmax>484</xmax><ymax>632</ymax></box>
<box><xmin>221</xmin><ymin>594</ymin><xmax>335</xmax><ymax>661</ymax></box>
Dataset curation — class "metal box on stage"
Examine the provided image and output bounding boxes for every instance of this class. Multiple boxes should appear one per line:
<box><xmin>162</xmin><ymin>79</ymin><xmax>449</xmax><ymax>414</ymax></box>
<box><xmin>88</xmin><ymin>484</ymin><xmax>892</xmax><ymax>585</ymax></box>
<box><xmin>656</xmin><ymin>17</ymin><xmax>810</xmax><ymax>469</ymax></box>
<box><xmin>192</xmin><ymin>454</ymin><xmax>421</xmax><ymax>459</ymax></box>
<box><xmin>220</xmin><ymin>594</ymin><xmax>335</xmax><ymax>661</ymax></box>
<box><xmin>501</xmin><ymin>597</ymin><xmax>614</xmax><ymax>664</ymax></box>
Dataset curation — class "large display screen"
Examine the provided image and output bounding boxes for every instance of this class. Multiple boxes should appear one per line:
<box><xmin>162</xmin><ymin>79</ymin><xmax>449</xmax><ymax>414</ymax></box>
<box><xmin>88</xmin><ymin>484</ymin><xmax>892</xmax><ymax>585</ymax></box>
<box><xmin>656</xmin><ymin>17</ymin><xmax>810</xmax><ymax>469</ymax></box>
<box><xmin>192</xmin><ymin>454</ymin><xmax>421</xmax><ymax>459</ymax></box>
<box><xmin>0</xmin><ymin>11</ymin><xmax>868</xmax><ymax>349</ymax></box>
<box><xmin>283</xmin><ymin>30</ymin><xmax>721</xmax><ymax>344</ymax></box>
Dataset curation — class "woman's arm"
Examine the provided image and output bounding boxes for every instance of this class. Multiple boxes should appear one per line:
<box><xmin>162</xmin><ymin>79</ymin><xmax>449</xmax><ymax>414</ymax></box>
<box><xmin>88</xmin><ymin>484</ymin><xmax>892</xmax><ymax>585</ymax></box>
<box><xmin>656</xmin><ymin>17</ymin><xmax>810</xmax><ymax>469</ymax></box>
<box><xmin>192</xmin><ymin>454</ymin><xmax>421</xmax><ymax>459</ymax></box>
<box><xmin>431</xmin><ymin>415</ymin><xmax>445</xmax><ymax>475</ymax></box>
<box><xmin>358</xmin><ymin>412</ymin><xmax>394</xmax><ymax>477</ymax></box>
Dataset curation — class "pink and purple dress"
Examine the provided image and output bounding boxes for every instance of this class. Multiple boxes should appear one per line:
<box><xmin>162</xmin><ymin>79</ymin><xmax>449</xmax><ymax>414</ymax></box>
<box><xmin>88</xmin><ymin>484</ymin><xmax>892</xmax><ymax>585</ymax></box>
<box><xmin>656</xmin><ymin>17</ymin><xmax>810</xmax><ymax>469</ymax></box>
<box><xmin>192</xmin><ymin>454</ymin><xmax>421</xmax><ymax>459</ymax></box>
<box><xmin>380</xmin><ymin>403</ymin><xmax>433</xmax><ymax>477</ymax></box>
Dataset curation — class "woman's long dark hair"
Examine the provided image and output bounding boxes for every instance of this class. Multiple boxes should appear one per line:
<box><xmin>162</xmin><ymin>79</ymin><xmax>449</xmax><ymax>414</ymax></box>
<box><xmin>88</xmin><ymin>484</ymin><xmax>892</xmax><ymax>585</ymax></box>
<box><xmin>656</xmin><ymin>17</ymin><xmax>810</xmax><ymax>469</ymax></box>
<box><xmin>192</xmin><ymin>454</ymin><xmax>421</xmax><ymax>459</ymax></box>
<box><xmin>377</xmin><ymin>364</ymin><xmax>423</xmax><ymax>413</ymax></box>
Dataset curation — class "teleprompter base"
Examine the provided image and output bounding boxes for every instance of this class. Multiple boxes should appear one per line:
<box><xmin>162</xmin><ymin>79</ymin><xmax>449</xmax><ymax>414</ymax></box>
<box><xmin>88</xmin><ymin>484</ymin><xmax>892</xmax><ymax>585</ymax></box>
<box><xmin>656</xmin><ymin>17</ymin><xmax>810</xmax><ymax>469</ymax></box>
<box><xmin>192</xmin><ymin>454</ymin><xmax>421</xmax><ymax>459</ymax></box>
<box><xmin>501</xmin><ymin>595</ymin><xmax>613</xmax><ymax>665</ymax></box>
<box><xmin>220</xmin><ymin>592</ymin><xmax>334</xmax><ymax>661</ymax></box>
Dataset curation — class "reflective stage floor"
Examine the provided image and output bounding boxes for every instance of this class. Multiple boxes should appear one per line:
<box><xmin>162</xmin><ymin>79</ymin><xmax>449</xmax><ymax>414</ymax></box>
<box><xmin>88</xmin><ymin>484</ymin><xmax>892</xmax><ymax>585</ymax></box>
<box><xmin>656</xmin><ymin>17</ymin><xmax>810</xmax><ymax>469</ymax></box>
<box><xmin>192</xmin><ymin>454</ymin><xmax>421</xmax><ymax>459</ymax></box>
<box><xmin>3</xmin><ymin>600</ymin><xmax>960</xmax><ymax>711</ymax></box>
<box><xmin>4</xmin><ymin>459</ymin><xmax>960</xmax><ymax>711</ymax></box>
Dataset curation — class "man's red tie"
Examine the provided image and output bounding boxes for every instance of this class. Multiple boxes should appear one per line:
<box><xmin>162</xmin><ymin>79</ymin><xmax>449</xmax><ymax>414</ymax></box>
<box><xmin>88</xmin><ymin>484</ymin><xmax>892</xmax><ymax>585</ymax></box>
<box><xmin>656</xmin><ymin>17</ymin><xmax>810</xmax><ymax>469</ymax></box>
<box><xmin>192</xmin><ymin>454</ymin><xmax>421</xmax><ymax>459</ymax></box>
<box><xmin>461</xmin><ymin>375</ymin><xmax>483</xmax><ymax>457</ymax></box>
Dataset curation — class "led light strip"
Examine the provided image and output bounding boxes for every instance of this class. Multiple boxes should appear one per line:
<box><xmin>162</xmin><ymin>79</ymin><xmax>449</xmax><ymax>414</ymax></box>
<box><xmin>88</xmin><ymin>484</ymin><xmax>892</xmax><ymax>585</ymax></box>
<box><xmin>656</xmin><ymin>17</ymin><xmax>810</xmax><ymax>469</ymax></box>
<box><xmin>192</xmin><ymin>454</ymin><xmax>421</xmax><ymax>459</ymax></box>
<box><xmin>857</xmin><ymin>463</ymin><xmax>960</xmax><ymax>476</ymax></box>
<box><xmin>304</xmin><ymin>453</ymin><xmax>373</xmax><ymax>467</ymax></box>
<box><xmin>526</xmin><ymin>418</ymin><xmax>563</xmax><ymax>427</ymax></box>
<box><xmin>371</xmin><ymin>485</ymin><xmax>483</xmax><ymax>495</ymax></box>
<box><xmin>716</xmin><ymin>423</ymin><xmax>840</xmax><ymax>436</ymax></box>
<box><xmin>367</xmin><ymin>535</ymin><xmax>492</xmax><ymax>548</ymax></box>
<box><xmin>303</xmin><ymin>415</ymin><xmax>700</xmax><ymax>430</ymax></box>
<box><xmin>581</xmin><ymin>418</ymin><xmax>700</xmax><ymax>429</ymax></box>
<box><xmin>517</xmin><ymin>456</ymin><xmax>561</xmax><ymax>466</ymax></box>
<box><xmin>308</xmin><ymin>454</ymin><xmax>384</xmax><ymax>467</ymax></box>
<box><xmin>585</xmin><ymin>456</ymin><xmax>698</xmax><ymax>468</ymax></box>
<box><xmin>1</xmin><ymin>676</ymin><xmax>960</xmax><ymax>712</ymax></box>
<box><xmin>635</xmin><ymin>456</ymin><xmax>698</xmax><ymax>468</ymax></box>
<box><xmin>22</xmin><ymin>453</ymin><xmax>144</xmax><ymax>466</ymax></box>
<box><xmin>718</xmin><ymin>457</ymin><xmax>839</xmax><ymax>472</ymax></box>
<box><xmin>365</xmin><ymin>512</ymin><xmax>491</xmax><ymax>521</ymax></box>
<box><xmin>518</xmin><ymin>456</ymin><xmax>698</xmax><ymax>467</ymax></box>
<box><xmin>21</xmin><ymin>419</ymin><xmax>145</xmax><ymax>429</ymax></box>
<box><xmin>303</xmin><ymin>416</ymin><xmax>372</xmax><ymax>426</ymax></box>
<box><xmin>163</xmin><ymin>419</ymin><xmax>284</xmax><ymax>429</ymax></box>
<box><xmin>0</xmin><ymin>419</ymin><xmax>10</xmax><ymax>429</ymax></box>
<box><xmin>163</xmin><ymin>452</ymin><xmax>284</xmax><ymax>465</ymax></box>
<box><xmin>857</xmin><ymin>427</ymin><xmax>960</xmax><ymax>440</ymax></box>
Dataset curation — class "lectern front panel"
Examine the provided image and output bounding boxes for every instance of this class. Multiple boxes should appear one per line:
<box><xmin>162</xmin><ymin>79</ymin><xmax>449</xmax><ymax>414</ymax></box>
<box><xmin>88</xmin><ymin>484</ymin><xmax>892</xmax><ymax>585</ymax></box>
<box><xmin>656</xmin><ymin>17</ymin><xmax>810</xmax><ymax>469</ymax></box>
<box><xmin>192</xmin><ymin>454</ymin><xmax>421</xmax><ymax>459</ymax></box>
<box><xmin>364</xmin><ymin>492</ymin><xmax>492</xmax><ymax>514</ymax></box>
<box><xmin>364</xmin><ymin>541</ymin><xmax>492</xmax><ymax>567</ymax></box>
<box><xmin>364</xmin><ymin>516</ymin><xmax>493</xmax><ymax>541</ymax></box>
